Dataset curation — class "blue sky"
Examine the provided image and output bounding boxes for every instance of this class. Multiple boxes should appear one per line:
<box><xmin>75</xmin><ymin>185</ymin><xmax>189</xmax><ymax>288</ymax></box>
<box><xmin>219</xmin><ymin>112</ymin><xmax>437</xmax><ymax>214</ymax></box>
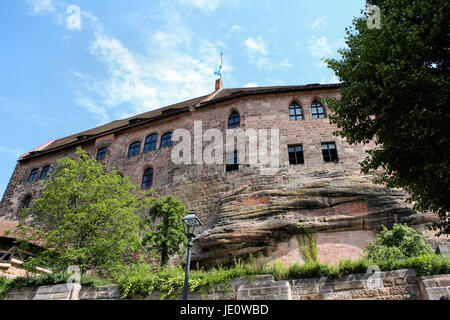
<box><xmin>0</xmin><ymin>0</ymin><xmax>365</xmax><ymax>197</ymax></box>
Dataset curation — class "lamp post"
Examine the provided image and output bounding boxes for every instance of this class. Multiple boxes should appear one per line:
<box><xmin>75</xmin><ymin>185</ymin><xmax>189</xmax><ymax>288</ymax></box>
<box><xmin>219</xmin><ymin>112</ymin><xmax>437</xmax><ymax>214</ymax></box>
<box><xmin>182</xmin><ymin>210</ymin><xmax>203</xmax><ymax>300</ymax></box>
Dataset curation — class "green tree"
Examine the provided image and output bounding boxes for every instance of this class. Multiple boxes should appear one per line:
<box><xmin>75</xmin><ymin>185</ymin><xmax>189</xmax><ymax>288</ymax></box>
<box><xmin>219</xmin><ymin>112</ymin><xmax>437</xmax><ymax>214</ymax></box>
<box><xmin>144</xmin><ymin>196</ymin><xmax>188</xmax><ymax>267</ymax></box>
<box><xmin>365</xmin><ymin>224</ymin><xmax>433</xmax><ymax>262</ymax></box>
<box><xmin>324</xmin><ymin>0</ymin><xmax>450</xmax><ymax>235</ymax></box>
<box><xmin>18</xmin><ymin>147</ymin><xmax>151</xmax><ymax>275</ymax></box>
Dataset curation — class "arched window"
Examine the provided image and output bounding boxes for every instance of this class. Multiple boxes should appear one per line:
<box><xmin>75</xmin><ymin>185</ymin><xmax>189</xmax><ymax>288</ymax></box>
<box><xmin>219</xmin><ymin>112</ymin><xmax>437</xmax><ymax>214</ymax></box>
<box><xmin>289</xmin><ymin>102</ymin><xmax>303</xmax><ymax>120</ymax></box>
<box><xmin>160</xmin><ymin>132</ymin><xmax>173</xmax><ymax>148</ymax></box>
<box><xmin>141</xmin><ymin>168</ymin><xmax>153</xmax><ymax>189</ymax></box>
<box><xmin>228</xmin><ymin>111</ymin><xmax>240</xmax><ymax>128</ymax></box>
<box><xmin>96</xmin><ymin>147</ymin><xmax>107</xmax><ymax>160</ymax></box>
<box><xmin>128</xmin><ymin>141</ymin><xmax>141</xmax><ymax>157</ymax></box>
<box><xmin>27</xmin><ymin>168</ymin><xmax>39</xmax><ymax>182</ymax></box>
<box><xmin>23</xmin><ymin>195</ymin><xmax>32</xmax><ymax>209</ymax></box>
<box><xmin>144</xmin><ymin>133</ymin><xmax>158</xmax><ymax>152</ymax></box>
<box><xmin>311</xmin><ymin>100</ymin><xmax>326</xmax><ymax>119</ymax></box>
<box><xmin>39</xmin><ymin>165</ymin><xmax>50</xmax><ymax>179</ymax></box>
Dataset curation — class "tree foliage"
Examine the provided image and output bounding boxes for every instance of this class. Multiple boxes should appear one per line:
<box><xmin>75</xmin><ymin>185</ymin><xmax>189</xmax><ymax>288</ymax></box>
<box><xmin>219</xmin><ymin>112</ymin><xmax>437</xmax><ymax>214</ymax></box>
<box><xmin>324</xmin><ymin>0</ymin><xmax>450</xmax><ymax>235</ymax></box>
<box><xmin>144</xmin><ymin>196</ymin><xmax>188</xmax><ymax>267</ymax></box>
<box><xmin>18</xmin><ymin>147</ymin><xmax>151</xmax><ymax>274</ymax></box>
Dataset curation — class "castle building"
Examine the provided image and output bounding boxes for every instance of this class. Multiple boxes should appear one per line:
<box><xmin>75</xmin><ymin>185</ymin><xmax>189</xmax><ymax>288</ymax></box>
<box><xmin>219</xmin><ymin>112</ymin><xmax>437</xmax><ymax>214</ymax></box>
<box><xmin>0</xmin><ymin>80</ymin><xmax>441</xmax><ymax>267</ymax></box>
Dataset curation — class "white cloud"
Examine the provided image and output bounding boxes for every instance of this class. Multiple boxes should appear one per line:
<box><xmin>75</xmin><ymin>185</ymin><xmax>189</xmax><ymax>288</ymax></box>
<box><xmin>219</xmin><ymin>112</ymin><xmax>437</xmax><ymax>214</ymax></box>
<box><xmin>280</xmin><ymin>58</ymin><xmax>293</xmax><ymax>68</ymax></box>
<box><xmin>308</xmin><ymin>36</ymin><xmax>333</xmax><ymax>58</ymax></box>
<box><xmin>243</xmin><ymin>83</ymin><xmax>259</xmax><ymax>88</ymax></box>
<box><xmin>27</xmin><ymin>0</ymin><xmax>56</xmax><ymax>15</ymax></box>
<box><xmin>308</xmin><ymin>36</ymin><xmax>345</xmax><ymax>59</ymax></box>
<box><xmin>245</xmin><ymin>37</ymin><xmax>268</xmax><ymax>55</ymax></box>
<box><xmin>25</xmin><ymin>2</ymin><xmax>228</xmax><ymax>123</ymax></box>
<box><xmin>74</xmin><ymin>95</ymin><xmax>109</xmax><ymax>123</ymax></box>
<box><xmin>311</xmin><ymin>16</ymin><xmax>329</xmax><ymax>30</ymax></box>
<box><xmin>177</xmin><ymin>0</ymin><xmax>223</xmax><ymax>13</ymax></box>
<box><xmin>230</xmin><ymin>25</ymin><xmax>243</xmax><ymax>33</ymax></box>
<box><xmin>72</xmin><ymin>8</ymin><xmax>225</xmax><ymax>123</ymax></box>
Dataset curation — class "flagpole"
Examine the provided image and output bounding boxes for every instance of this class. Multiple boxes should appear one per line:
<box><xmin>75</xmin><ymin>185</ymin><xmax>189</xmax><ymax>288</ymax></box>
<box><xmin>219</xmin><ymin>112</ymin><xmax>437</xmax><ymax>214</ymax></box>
<box><xmin>220</xmin><ymin>53</ymin><xmax>223</xmax><ymax>80</ymax></box>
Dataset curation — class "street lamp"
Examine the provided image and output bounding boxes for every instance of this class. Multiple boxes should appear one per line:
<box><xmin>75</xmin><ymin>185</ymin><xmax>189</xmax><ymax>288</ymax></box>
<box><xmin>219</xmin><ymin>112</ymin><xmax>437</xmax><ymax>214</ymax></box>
<box><xmin>182</xmin><ymin>210</ymin><xmax>203</xmax><ymax>300</ymax></box>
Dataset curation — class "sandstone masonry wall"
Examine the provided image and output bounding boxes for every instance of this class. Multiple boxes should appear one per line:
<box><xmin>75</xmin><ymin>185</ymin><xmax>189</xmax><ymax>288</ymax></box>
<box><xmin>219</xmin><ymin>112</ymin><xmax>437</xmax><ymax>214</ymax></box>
<box><xmin>3</xmin><ymin>270</ymin><xmax>449</xmax><ymax>300</ymax></box>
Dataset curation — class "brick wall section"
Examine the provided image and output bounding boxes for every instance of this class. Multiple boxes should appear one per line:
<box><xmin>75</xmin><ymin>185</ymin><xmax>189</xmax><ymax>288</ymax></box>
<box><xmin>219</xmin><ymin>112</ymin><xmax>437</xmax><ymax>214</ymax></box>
<box><xmin>315</xmin><ymin>230</ymin><xmax>376</xmax><ymax>266</ymax></box>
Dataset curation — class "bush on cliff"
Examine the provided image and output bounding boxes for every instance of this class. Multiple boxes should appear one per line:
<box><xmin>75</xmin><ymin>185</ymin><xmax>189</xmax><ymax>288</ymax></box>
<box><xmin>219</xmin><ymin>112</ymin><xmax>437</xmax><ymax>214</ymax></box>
<box><xmin>365</xmin><ymin>224</ymin><xmax>434</xmax><ymax>263</ymax></box>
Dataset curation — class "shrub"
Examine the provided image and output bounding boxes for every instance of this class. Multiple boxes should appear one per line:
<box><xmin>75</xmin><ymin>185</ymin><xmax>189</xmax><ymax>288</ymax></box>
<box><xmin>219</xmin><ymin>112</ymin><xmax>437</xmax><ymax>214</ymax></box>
<box><xmin>365</xmin><ymin>224</ymin><xmax>433</xmax><ymax>262</ymax></box>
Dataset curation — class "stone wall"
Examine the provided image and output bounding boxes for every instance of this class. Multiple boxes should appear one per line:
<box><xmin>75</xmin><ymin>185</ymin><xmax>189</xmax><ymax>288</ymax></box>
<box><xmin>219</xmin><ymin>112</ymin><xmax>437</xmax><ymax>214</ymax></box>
<box><xmin>3</xmin><ymin>284</ymin><xmax>121</xmax><ymax>300</ymax></box>
<box><xmin>3</xmin><ymin>270</ymin><xmax>448</xmax><ymax>300</ymax></box>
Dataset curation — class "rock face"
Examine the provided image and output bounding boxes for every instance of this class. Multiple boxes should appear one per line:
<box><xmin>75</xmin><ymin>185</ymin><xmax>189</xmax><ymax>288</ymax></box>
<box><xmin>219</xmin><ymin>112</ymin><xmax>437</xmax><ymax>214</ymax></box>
<box><xmin>189</xmin><ymin>170</ymin><xmax>434</xmax><ymax>267</ymax></box>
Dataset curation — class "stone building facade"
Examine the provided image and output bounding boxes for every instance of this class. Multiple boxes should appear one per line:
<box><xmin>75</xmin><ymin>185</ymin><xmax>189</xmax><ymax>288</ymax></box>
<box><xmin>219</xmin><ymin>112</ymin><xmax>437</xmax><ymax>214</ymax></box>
<box><xmin>0</xmin><ymin>81</ymin><xmax>444</xmax><ymax>267</ymax></box>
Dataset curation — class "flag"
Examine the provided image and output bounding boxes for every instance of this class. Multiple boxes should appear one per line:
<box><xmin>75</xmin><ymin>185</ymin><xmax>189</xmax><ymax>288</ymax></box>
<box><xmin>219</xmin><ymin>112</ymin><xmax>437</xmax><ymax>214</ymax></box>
<box><xmin>214</xmin><ymin>54</ymin><xmax>223</xmax><ymax>77</ymax></box>
<box><xmin>214</xmin><ymin>64</ymin><xmax>222</xmax><ymax>77</ymax></box>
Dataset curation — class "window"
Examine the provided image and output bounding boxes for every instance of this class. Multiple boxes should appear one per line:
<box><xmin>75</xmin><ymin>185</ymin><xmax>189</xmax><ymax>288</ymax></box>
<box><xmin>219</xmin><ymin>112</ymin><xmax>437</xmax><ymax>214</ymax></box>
<box><xmin>311</xmin><ymin>100</ymin><xmax>326</xmax><ymax>119</ymax></box>
<box><xmin>27</xmin><ymin>168</ymin><xmax>38</xmax><ymax>182</ymax></box>
<box><xmin>228</xmin><ymin>111</ymin><xmax>240</xmax><ymax>129</ymax></box>
<box><xmin>23</xmin><ymin>196</ymin><xmax>32</xmax><ymax>209</ymax></box>
<box><xmin>226</xmin><ymin>151</ymin><xmax>239</xmax><ymax>172</ymax></box>
<box><xmin>141</xmin><ymin>168</ymin><xmax>153</xmax><ymax>189</ymax></box>
<box><xmin>322</xmin><ymin>142</ymin><xmax>339</xmax><ymax>162</ymax></box>
<box><xmin>128</xmin><ymin>141</ymin><xmax>141</xmax><ymax>157</ymax></box>
<box><xmin>288</xmin><ymin>145</ymin><xmax>305</xmax><ymax>165</ymax></box>
<box><xmin>160</xmin><ymin>132</ymin><xmax>173</xmax><ymax>148</ymax></box>
<box><xmin>144</xmin><ymin>133</ymin><xmax>158</xmax><ymax>152</ymax></box>
<box><xmin>39</xmin><ymin>165</ymin><xmax>50</xmax><ymax>179</ymax></box>
<box><xmin>96</xmin><ymin>147</ymin><xmax>107</xmax><ymax>160</ymax></box>
<box><xmin>289</xmin><ymin>102</ymin><xmax>303</xmax><ymax>120</ymax></box>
